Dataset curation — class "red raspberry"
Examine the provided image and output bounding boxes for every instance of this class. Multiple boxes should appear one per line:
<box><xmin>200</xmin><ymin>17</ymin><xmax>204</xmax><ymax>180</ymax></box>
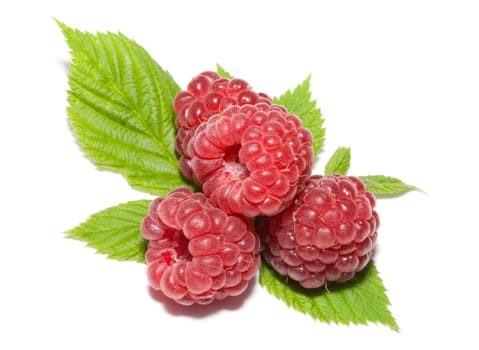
<box><xmin>185</xmin><ymin>103</ymin><xmax>314</xmax><ymax>218</ymax></box>
<box><xmin>259</xmin><ymin>174</ymin><xmax>379</xmax><ymax>288</ymax></box>
<box><xmin>141</xmin><ymin>188</ymin><xmax>260</xmax><ymax>305</ymax></box>
<box><xmin>173</xmin><ymin>71</ymin><xmax>272</xmax><ymax>179</ymax></box>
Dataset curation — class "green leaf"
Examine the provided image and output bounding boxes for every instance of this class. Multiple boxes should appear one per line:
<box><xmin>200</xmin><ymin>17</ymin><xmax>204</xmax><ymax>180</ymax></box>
<box><xmin>65</xmin><ymin>200</ymin><xmax>151</xmax><ymax>263</ymax></box>
<box><xmin>259</xmin><ymin>260</ymin><xmax>399</xmax><ymax>330</ymax></box>
<box><xmin>273</xmin><ymin>75</ymin><xmax>325</xmax><ymax>157</ymax></box>
<box><xmin>216</xmin><ymin>63</ymin><xmax>234</xmax><ymax>79</ymax></box>
<box><xmin>57</xmin><ymin>20</ymin><xmax>192</xmax><ymax>196</ymax></box>
<box><xmin>325</xmin><ymin>147</ymin><xmax>351</xmax><ymax>175</ymax></box>
<box><xmin>359</xmin><ymin>175</ymin><xmax>420</xmax><ymax>198</ymax></box>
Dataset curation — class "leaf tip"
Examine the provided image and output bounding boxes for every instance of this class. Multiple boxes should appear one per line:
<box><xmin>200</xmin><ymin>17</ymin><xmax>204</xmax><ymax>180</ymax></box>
<box><xmin>63</xmin><ymin>226</ymin><xmax>78</xmax><ymax>239</ymax></box>
<box><xmin>53</xmin><ymin>17</ymin><xmax>62</xmax><ymax>26</ymax></box>
<box><xmin>54</xmin><ymin>17</ymin><xmax>70</xmax><ymax>34</ymax></box>
<box><xmin>305</xmin><ymin>73</ymin><xmax>312</xmax><ymax>83</ymax></box>
<box><xmin>324</xmin><ymin>146</ymin><xmax>352</xmax><ymax>175</ymax></box>
<box><xmin>216</xmin><ymin>64</ymin><xmax>233</xmax><ymax>79</ymax></box>
<box><xmin>412</xmin><ymin>185</ymin><xmax>426</xmax><ymax>195</ymax></box>
<box><xmin>359</xmin><ymin>175</ymin><xmax>422</xmax><ymax>198</ymax></box>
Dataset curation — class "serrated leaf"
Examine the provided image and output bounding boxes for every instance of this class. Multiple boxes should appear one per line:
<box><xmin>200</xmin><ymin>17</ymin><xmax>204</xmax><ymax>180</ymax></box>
<box><xmin>216</xmin><ymin>63</ymin><xmax>233</xmax><ymax>79</ymax></box>
<box><xmin>57</xmin><ymin>20</ymin><xmax>192</xmax><ymax>196</ymax></box>
<box><xmin>66</xmin><ymin>200</ymin><xmax>150</xmax><ymax>263</ymax></box>
<box><xmin>259</xmin><ymin>260</ymin><xmax>399</xmax><ymax>330</ymax></box>
<box><xmin>325</xmin><ymin>147</ymin><xmax>351</xmax><ymax>175</ymax></box>
<box><xmin>359</xmin><ymin>175</ymin><xmax>420</xmax><ymax>198</ymax></box>
<box><xmin>273</xmin><ymin>76</ymin><xmax>325</xmax><ymax>157</ymax></box>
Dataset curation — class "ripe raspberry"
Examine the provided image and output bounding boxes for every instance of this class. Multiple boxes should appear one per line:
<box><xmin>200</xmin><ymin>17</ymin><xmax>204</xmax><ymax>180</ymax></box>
<box><xmin>173</xmin><ymin>71</ymin><xmax>272</xmax><ymax>179</ymax></box>
<box><xmin>141</xmin><ymin>188</ymin><xmax>260</xmax><ymax>305</ymax></box>
<box><xmin>259</xmin><ymin>174</ymin><xmax>379</xmax><ymax>288</ymax></box>
<box><xmin>185</xmin><ymin>103</ymin><xmax>314</xmax><ymax>218</ymax></box>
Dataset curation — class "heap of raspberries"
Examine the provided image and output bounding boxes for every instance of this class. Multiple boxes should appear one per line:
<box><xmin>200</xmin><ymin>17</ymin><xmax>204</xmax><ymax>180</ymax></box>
<box><xmin>141</xmin><ymin>72</ymin><xmax>379</xmax><ymax>305</ymax></box>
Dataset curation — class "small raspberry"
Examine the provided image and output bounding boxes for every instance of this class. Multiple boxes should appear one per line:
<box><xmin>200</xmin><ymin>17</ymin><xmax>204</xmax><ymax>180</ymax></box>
<box><xmin>185</xmin><ymin>103</ymin><xmax>314</xmax><ymax>218</ymax></box>
<box><xmin>259</xmin><ymin>174</ymin><xmax>379</xmax><ymax>288</ymax></box>
<box><xmin>141</xmin><ymin>188</ymin><xmax>260</xmax><ymax>305</ymax></box>
<box><xmin>173</xmin><ymin>71</ymin><xmax>272</xmax><ymax>179</ymax></box>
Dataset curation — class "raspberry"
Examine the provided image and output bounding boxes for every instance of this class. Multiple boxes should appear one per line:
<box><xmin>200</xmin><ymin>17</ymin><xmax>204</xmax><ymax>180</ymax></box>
<box><xmin>173</xmin><ymin>71</ymin><xmax>272</xmax><ymax>179</ymax></box>
<box><xmin>141</xmin><ymin>188</ymin><xmax>260</xmax><ymax>305</ymax></box>
<box><xmin>185</xmin><ymin>103</ymin><xmax>314</xmax><ymax>218</ymax></box>
<box><xmin>259</xmin><ymin>174</ymin><xmax>379</xmax><ymax>288</ymax></box>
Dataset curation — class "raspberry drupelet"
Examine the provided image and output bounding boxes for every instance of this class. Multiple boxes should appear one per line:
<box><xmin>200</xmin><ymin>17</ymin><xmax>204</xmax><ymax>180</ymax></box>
<box><xmin>259</xmin><ymin>174</ymin><xmax>379</xmax><ymax>288</ymax></box>
<box><xmin>141</xmin><ymin>188</ymin><xmax>260</xmax><ymax>305</ymax></box>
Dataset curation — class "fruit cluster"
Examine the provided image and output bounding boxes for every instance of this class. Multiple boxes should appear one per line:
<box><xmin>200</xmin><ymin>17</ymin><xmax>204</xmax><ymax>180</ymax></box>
<box><xmin>141</xmin><ymin>72</ymin><xmax>378</xmax><ymax>304</ymax></box>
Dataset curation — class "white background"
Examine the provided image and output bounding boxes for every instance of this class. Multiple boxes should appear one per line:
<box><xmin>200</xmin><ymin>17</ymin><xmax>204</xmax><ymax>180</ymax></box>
<box><xmin>1</xmin><ymin>0</ymin><xmax>478</xmax><ymax>349</ymax></box>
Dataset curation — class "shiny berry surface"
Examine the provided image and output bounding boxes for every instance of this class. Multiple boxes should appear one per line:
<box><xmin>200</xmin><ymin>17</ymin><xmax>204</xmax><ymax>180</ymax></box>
<box><xmin>259</xmin><ymin>175</ymin><xmax>379</xmax><ymax>288</ymax></box>
<box><xmin>173</xmin><ymin>71</ymin><xmax>271</xmax><ymax>157</ymax></box>
<box><xmin>185</xmin><ymin>103</ymin><xmax>314</xmax><ymax>218</ymax></box>
<box><xmin>141</xmin><ymin>188</ymin><xmax>260</xmax><ymax>305</ymax></box>
<box><xmin>173</xmin><ymin>72</ymin><xmax>272</xmax><ymax>179</ymax></box>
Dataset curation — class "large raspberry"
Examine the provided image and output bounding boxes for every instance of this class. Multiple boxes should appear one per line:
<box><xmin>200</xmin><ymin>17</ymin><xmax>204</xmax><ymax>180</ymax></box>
<box><xmin>141</xmin><ymin>188</ymin><xmax>260</xmax><ymax>305</ymax></box>
<box><xmin>259</xmin><ymin>174</ymin><xmax>379</xmax><ymax>288</ymax></box>
<box><xmin>185</xmin><ymin>103</ymin><xmax>314</xmax><ymax>218</ymax></box>
<box><xmin>173</xmin><ymin>71</ymin><xmax>272</xmax><ymax>179</ymax></box>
